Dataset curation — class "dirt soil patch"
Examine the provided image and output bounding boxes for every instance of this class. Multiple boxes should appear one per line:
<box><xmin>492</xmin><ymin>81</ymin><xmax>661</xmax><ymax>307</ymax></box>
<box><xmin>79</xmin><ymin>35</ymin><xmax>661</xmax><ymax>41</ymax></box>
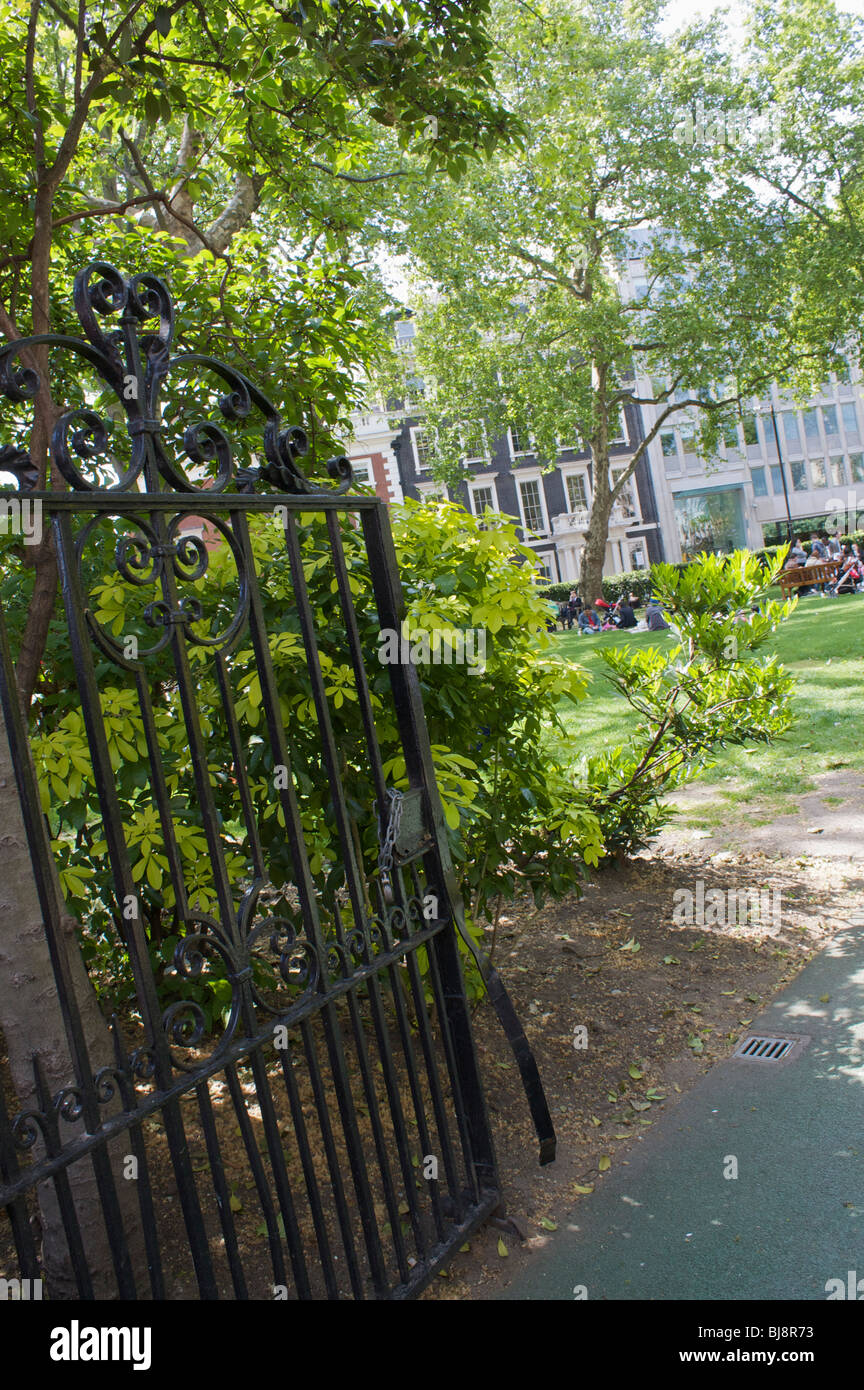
<box><xmin>424</xmin><ymin>784</ymin><xmax>864</xmax><ymax>1299</ymax></box>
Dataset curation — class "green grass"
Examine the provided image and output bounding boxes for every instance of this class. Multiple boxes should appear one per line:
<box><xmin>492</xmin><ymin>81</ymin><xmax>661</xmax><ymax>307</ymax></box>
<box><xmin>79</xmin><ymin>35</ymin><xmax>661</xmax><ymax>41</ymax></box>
<box><xmin>550</xmin><ymin>593</ymin><xmax>864</xmax><ymax>821</ymax></box>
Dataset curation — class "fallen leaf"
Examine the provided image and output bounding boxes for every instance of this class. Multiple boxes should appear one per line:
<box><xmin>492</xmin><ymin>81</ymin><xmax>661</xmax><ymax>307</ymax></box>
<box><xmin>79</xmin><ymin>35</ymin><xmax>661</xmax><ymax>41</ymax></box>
<box><xmin>628</xmin><ymin>1064</ymin><xmax>644</xmax><ymax>1080</ymax></box>
<box><xmin>599</xmin><ymin>1155</ymin><xmax>611</xmax><ymax>1172</ymax></box>
<box><xmin>497</xmin><ymin>1237</ymin><xmax>509</xmax><ymax>1257</ymax></box>
<box><xmin>540</xmin><ymin>1217</ymin><xmax>558</xmax><ymax>1231</ymax></box>
<box><xmin>574</xmin><ymin>1184</ymin><xmax>594</xmax><ymax>1194</ymax></box>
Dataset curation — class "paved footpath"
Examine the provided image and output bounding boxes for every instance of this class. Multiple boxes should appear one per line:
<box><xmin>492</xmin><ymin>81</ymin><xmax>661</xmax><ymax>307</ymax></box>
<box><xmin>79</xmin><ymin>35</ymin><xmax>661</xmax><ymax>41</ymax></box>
<box><xmin>496</xmin><ymin>924</ymin><xmax>864</xmax><ymax>1300</ymax></box>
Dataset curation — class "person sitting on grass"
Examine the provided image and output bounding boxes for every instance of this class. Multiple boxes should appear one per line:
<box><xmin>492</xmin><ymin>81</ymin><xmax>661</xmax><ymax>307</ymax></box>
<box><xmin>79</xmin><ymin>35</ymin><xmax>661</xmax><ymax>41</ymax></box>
<box><xmin>645</xmin><ymin>599</ymin><xmax>670</xmax><ymax>631</ymax></box>
<box><xmin>613</xmin><ymin>597</ymin><xmax>638</xmax><ymax>629</ymax></box>
<box><xmin>578</xmin><ymin>607</ymin><xmax>601</xmax><ymax>634</ymax></box>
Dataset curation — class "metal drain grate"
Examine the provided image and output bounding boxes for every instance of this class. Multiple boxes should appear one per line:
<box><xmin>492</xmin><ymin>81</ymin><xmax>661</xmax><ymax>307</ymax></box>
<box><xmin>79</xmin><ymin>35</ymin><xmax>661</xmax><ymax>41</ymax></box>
<box><xmin>734</xmin><ymin>1034</ymin><xmax>800</xmax><ymax>1062</ymax></box>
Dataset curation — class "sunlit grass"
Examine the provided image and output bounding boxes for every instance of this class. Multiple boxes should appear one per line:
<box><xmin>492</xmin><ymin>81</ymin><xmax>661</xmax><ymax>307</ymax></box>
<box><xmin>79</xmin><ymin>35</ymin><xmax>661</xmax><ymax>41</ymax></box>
<box><xmin>549</xmin><ymin>593</ymin><xmax>864</xmax><ymax>820</ymax></box>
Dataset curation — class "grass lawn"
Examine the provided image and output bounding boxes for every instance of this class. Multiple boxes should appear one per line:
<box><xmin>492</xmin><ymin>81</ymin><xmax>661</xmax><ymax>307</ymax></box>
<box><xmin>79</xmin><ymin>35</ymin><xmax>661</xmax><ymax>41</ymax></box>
<box><xmin>549</xmin><ymin>593</ymin><xmax>864</xmax><ymax>827</ymax></box>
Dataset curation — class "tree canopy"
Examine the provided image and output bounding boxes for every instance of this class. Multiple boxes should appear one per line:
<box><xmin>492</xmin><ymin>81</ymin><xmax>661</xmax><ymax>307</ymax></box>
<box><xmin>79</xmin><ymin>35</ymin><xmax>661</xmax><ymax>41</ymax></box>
<box><xmin>377</xmin><ymin>0</ymin><xmax>843</xmax><ymax>600</ymax></box>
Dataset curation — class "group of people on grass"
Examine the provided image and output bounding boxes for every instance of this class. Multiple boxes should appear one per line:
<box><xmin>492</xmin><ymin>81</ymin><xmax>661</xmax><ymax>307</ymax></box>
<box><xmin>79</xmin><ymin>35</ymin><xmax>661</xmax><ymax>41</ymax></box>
<box><xmin>783</xmin><ymin>530</ymin><xmax>864</xmax><ymax>596</ymax></box>
<box><xmin>550</xmin><ymin>589</ymin><xmax>670</xmax><ymax>635</ymax></box>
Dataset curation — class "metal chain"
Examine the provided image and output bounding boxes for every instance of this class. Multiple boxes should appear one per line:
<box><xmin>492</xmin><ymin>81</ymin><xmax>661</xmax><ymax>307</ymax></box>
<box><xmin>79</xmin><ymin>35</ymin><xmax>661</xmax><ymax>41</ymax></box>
<box><xmin>377</xmin><ymin>788</ymin><xmax>404</xmax><ymax>899</ymax></box>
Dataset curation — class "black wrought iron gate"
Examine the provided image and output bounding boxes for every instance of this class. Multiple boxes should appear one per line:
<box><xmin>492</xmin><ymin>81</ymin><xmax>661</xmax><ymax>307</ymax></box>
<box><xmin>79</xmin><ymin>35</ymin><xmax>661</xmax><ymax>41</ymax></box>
<box><xmin>0</xmin><ymin>264</ymin><xmax>553</xmax><ymax>1300</ymax></box>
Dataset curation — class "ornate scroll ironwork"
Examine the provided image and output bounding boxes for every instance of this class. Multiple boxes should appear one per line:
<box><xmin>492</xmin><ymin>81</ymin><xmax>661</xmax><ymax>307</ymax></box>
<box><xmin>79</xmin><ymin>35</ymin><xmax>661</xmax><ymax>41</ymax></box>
<box><xmin>0</xmin><ymin>260</ymin><xmax>352</xmax><ymax>497</ymax></box>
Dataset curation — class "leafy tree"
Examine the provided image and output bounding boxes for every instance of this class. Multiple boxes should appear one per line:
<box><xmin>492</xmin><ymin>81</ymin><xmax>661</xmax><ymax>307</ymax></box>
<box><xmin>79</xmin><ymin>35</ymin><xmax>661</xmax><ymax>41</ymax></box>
<box><xmin>685</xmin><ymin>0</ymin><xmax>864</xmax><ymax>399</ymax></box>
<box><xmin>380</xmin><ymin>0</ymin><xmax>810</xmax><ymax>605</ymax></box>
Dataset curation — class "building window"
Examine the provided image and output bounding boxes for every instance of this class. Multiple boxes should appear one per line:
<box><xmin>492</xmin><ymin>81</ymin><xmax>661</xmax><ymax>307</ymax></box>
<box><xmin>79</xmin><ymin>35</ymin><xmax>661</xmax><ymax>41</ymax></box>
<box><xmin>462</xmin><ymin>423</ymin><xmax>487</xmax><ymax>462</ymax></box>
<box><xmin>803</xmin><ymin>409</ymin><xmax>820</xmax><ymax>442</ymax></box>
<box><xmin>842</xmin><ymin>401</ymin><xmax>859</xmax><ymax>436</ymax></box>
<box><xmin>750</xmin><ymin>467</ymin><xmax>768</xmax><ymax>497</ymax></box>
<box><xmin>610</xmin><ymin>409</ymin><xmax>627</xmax><ymax>444</ymax></box>
<box><xmin>509</xmin><ymin>423</ymin><xmax>531</xmax><ymax>455</ymax></box>
<box><xmin>810</xmin><ymin>458</ymin><xmax>828</xmax><ymax>488</ymax></box>
<box><xmin>629</xmin><ymin>545</ymin><xmax>646</xmax><ymax>569</ymax></box>
<box><xmin>823</xmin><ymin>405</ymin><xmax>839</xmax><ymax>435</ymax></box>
<box><xmin>781</xmin><ymin>411</ymin><xmax>800</xmax><ymax>446</ymax></box>
<box><xmin>417</xmin><ymin>482</ymin><xmax>447</xmax><ymax>502</ymax></box>
<box><xmin>611</xmin><ymin>467</ymin><xmax>637</xmax><ymax>518</ymax></box>
<box><xmin>679</xmin><ymin>423</ymin><xmax>697</xmax><ymax>452</ymax></box>
<box><xmin>412</xmin><ymin>428</ymin><xmax>433</xmax><ymax>472</ymax></box>
<box><xmin>661</xmin><ymin>431</ymin><xmax>678</xmax><ymax>457</ymax></box>
<box><xmin>566</xmin><ymin>473</ymin><xmax>588</xmax><ymax>511</ymax></box>
<box><xmin>470</xmin><ymin>484</ymin><xmax>495</xmax><ymax>516</ymax></box>
<box><xmin>831</xmin><ymin>456</ymin><xmax>847</xmax><ymax>487</ymax></box>
<box><xmin>770</xmin><ymin>465</ymin><xmax>785</xmax><ymax>494</ymax></box>
<box><xmin>850</xmin><ymin>453</ymin><xmax>864</xmax><ymax>483</ymax></box>
<box><xmin>723</xmin><ymin>421</ymin><xmax>740</xmax><ymax>450</ymax></box>
<box><xmin>352</xmin><ymin>462</ymin><xmax>372</xmax><ymax>486</ymax></box>
<box><xmin>518</xmin><ymin>478</ymin><xmax>547</xmax><ymax>534</ymax></box>
<box><xmin>536</xmin><ymin>555</ymin><xmax>554</xmax><ymax>581</ymax></box>
<box><xmin>791</xmin><ymin>459</ymin><xmax>808</xmax><ymax>491</ymax></box>
<box><xmin>742</xmin><ymin>415</ymin><xmax>758</xmax><ymax>446</ymax></box>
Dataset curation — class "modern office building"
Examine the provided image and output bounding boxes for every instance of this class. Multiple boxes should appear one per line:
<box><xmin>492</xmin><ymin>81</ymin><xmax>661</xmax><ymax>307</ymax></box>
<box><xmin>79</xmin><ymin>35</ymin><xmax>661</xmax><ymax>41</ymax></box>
<box><xmin>620</xmin><ymin>238</ymin><xmax>864</xmax><ymax>560</ymax></box>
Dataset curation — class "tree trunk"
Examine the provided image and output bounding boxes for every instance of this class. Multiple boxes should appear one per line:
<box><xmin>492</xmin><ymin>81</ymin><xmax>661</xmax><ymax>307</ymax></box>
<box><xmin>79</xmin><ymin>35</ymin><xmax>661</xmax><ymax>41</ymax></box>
<box><xmin>581</xmin><ymin>362</ymin><xmax>613</xmax><ymax>606</ymax></box>
<box><xmin>580</xmin><ymin>495</ymin><xmax>612</xmax><ymax>611</ymax></box>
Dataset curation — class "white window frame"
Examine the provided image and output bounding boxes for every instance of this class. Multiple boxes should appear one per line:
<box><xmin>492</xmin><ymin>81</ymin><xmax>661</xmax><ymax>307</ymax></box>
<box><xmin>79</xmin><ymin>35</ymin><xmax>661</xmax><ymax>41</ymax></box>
<box><xmin>468</xmin><ymin>478</ymin><xmax>499</xmax><ymax>516</ymax></box>
<box><xmin>410</xmin><ymin>425</ymin><xmax>435</xmax><ymax>473</ymax></box>
<box><xmin>515</xmin><ymin>472</ymin><xmax>549</xmax><ymax>536</ymax></box>
<box><xmin>561</xmin><ymin>467</ymin><xmax>591</xmax><ymax>514</ymax></box>
<box><xmin>415</xmin><ymin>480</ymin><xmax>449</xmax><ymax>502</ymax></box>
<box><xmin>609</xmin><ymin>408</ymin><xmax>628</xmax><ymax>445</ymax></box>
<box><xmin>508</xmin><ymin>424</ymin><xmax>533</xmax><ymax>458</ymax></box>
<box><xmin>460</xmin><ymin>422</ymin><xmax>489</xmax><ymax>464</ymax></box>
<box><xmin>610</xmin><ymin>464</ymin><xmax>639</xmax><ymax>520</ymax></box>
<box><xmin>349</xmin><ymin>457</ymin><xmax>373</xmax><ymax>487</ymax></box>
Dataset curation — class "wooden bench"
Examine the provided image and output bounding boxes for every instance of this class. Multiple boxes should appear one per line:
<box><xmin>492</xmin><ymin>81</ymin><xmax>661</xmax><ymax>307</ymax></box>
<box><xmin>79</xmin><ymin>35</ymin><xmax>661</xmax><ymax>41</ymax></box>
<box><xmin>778</xmin><ymin>560</ymin><xmax>841</xmax><ymax>598</ymax></box>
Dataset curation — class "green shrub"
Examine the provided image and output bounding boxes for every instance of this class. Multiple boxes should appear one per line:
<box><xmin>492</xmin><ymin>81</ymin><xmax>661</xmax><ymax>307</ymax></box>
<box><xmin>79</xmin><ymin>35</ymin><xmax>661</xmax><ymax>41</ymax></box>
<box><xmin>585</xmin><ymin>551</ymin><xmax>796</xmax><ymax>855</ymax></box>
<box><xmin>539</xmin><ymin>569</ymin><xmax>656</xmax><ymax>605</ymax></box>
<box><xmin>1</xmin><ymin>507</ymin><xmax>797</xmax><ymax>1011</ymax></box>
